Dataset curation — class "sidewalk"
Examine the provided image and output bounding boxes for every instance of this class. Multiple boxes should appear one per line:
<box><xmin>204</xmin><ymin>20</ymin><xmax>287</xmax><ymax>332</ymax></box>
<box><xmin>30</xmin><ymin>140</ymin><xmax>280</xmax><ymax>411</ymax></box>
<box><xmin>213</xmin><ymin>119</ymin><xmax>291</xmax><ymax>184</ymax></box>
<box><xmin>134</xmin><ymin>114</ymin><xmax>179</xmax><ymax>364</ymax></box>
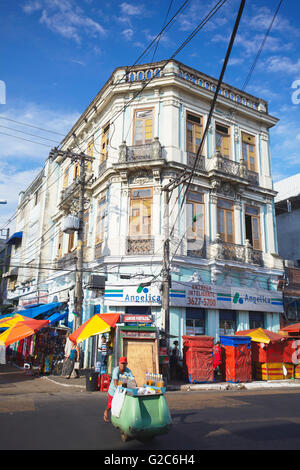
<box><xmin>3</xmin><ymin>364</ymin><xmax>300</xmax><ymax>392</ymax></box>
<box><xmin>44</xmin><ymin>370</ymin><xmax>300</xmax><ymax>392</ymax></box>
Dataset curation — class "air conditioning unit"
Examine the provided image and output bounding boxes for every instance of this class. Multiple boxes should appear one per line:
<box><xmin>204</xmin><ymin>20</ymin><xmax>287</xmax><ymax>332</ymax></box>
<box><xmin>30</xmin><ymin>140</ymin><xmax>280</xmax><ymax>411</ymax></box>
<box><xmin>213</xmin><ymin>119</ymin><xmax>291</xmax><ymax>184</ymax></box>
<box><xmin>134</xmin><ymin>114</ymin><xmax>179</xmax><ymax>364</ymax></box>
<box><xmin>88</xmin><ymin>275</ymin><xmax>106</xmax><ymax>289</ymax></box>
<box><xmin>61</xmin><ymin>215</ymin><xmax>80</xmax><ymax>234</ymax></box>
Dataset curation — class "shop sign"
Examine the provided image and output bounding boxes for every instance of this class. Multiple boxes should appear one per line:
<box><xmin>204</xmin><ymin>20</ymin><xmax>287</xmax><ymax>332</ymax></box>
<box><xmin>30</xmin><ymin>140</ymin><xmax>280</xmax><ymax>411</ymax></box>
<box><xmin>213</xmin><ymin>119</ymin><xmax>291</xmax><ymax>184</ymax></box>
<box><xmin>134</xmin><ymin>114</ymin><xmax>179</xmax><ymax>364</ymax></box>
<box><xmin>123</xmin><ymin>314</ymin><xmax>152</xmax><ymax>323</ymax></box>
<box><xmin>105</xmin><ymin>283</ymin><xmax>283</xmax><ymax>312</ymax></box>
<box><xmin>121</xmin><ymin>330</ymin><xmax>156</xmax><ymax>339</ymax></box>
<box><xmin>19</xmin><ymin>291</ymin><xmax>48</xmax><ymax>307</ymax></box>
<box><xmin>104</xmin><ymin>285</ymin><xmax>161</xmax><ymax>306</ymax></box>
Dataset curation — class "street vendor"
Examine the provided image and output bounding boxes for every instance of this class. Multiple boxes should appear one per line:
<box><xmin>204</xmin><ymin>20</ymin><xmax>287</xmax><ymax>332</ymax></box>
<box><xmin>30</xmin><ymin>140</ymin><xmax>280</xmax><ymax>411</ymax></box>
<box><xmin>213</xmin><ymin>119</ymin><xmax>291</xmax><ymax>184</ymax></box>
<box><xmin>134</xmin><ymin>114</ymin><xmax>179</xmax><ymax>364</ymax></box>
<box><xmin>104</xmin><ymin>356</ymin><xmax>133</xmax><ymax>423</ymax></box>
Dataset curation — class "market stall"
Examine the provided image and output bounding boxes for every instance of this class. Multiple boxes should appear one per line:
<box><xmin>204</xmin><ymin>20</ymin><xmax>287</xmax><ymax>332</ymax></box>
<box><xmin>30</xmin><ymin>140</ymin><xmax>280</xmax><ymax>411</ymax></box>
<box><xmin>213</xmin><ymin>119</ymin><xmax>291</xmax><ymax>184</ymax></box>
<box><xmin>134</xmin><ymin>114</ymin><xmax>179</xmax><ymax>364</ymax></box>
<box><xmin>220</xmin><ymin>335</ymin><xmax>252</xmax><ymax>383</ymax></box>
<box><xmin>1</xmin><ymin>314</ymin><xmax>70</xmax><ymax>373</ymax></box>
<box><xmin>114</xmin><ymin>314</ymin><xmax>159</xmax><ymax>387</ymax></box>
<box><xmin>182</xmin><ymin>335</ymin><xmax>214</xmax><ymax>383</ymax></box>
<box><xmin>235</xmin><ymin>328</ymin><xmax>293</xmax><ymax>380</ymax></box>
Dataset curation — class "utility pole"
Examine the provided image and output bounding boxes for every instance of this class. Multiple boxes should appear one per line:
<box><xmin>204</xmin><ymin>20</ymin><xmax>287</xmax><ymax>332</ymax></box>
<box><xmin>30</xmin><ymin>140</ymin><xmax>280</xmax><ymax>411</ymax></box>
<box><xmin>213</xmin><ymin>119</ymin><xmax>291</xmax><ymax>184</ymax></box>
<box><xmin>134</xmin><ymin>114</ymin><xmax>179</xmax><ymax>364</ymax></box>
<box><xmin>74</xmin><ymin>154</ymin><xmax>87</xmax><ymax>331</ymax></box>
<box><xmin>161</xmin><ymin>190</ymin><xmax>170</xmax><ymax>350</ymax></box>
<box><xmin>51</xmin><ymin>148</ymin><xmax>93</xmax><ymax>330</ymax></box>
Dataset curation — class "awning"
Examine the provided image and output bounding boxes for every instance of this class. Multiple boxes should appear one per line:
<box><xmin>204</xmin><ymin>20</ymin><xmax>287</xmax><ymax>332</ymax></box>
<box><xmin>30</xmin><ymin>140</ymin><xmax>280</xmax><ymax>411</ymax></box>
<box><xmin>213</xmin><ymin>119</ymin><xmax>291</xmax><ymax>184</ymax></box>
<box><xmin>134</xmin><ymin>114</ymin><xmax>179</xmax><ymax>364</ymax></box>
<box><xmin>281</xmin><ymin>322</ymin><xmax>300</xmax><ymax>333</ymax></box>
<box><xmin>235</xmin><ymin>328</ymin><xmax>283</xmax><ymax>344</ymax></box>
<box><xmin>48</xmin><ymin>311</ymin><xmax>68</xmax><ymax>325</ymax></box>
<box><xmin>5</xmin><ymin>231</ymin><xmax>23</xmax><ymax>245</ymax></box>
<box><xmin>17</xmin><ymin>302</ymin><xmax>66</xmax><ymax>319</ymax></box>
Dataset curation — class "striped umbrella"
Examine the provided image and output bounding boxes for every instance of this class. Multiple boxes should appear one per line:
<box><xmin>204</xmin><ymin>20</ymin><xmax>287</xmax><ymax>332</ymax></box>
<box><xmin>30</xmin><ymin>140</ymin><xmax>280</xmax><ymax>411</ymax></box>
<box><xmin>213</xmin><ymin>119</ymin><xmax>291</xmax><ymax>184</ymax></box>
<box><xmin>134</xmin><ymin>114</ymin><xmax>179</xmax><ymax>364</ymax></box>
<box><xmin>0</xmin><ymin>318</ymin><xmax>50</xmax><ymax>346</ymax></box>
<box><xmin>0</xmin><ymin>313</ymin><xmax>33</xmax><ymax>329</ymax></box>
<box><xmin>69</xmin><ymin>313</ymin><xmax>120</xmax><ymax>344</ymax></box>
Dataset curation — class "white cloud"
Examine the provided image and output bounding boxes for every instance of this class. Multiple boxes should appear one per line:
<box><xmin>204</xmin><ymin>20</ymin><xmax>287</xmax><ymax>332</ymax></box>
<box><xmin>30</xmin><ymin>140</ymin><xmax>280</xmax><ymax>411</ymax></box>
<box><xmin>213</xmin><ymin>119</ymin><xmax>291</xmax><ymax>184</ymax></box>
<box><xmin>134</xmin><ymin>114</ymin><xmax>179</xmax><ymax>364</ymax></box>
<box><xmin>245</xmin><ymin>6</ymin><xmax>300</xmax><ymax>38</ymax></box>
<box><xmin>0</xmin><ymin>164</ymin><xmax>43</xmax><ymax>230</ymax></box>
<box><xmin>121</xmin><ymin>28</ymin><xmax>134</xmax><ymax>41</ymax></box>
<box><xmin>265</xmin><ymin>56</ymin><xmax>300</xmax><ymax>75</ymax></box>
<box><xmin>0</xmin><ymin>102</ymin><xmax>80</xmax><ymax>229</ymax></box>
<box><xmin>22</xmin><ymin>0</ymin><xmax>106</xmax><ymax>43</ymax></box>
<box><xmin>120</xmin><ymin>2</ymin><xmax>143</xmax><ymax>16</ymax></box>
<box><xmin>0</xmin><ymin>103</ymin><xmax>80</xmax><ymax>161</ymax></box>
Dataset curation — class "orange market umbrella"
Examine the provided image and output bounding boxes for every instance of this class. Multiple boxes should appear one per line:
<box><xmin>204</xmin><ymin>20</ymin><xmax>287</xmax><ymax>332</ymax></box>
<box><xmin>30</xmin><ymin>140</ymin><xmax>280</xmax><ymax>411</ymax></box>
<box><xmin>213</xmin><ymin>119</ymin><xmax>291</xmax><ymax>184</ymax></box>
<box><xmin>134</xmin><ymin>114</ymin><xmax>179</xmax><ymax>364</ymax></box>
<box><xmin>69</xmin><ymin>313</ymin><xmax>120</xmax><ymax>344</ymax></box>
<box><xmin>0</xmin><ymin>313</ymin><xmax>33</xmax><ymax>329</ymax></box>
<box><xmin>235</xmin><ymin>328</ymin><xmax>283</xmax><ymax>344</ymax></box>
<box><xmin>0</xmin><ymin>318</ymin><xmax>50</xmax><ymax>346</ymax></box>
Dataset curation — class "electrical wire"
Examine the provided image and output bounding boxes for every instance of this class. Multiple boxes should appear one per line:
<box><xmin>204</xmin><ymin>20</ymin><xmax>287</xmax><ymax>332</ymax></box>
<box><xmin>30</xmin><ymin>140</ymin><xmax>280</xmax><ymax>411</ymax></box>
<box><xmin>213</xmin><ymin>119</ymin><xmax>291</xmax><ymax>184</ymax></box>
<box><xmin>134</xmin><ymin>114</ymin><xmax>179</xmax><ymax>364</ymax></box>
<box><xmin>151</xmin><ymin>0</ymin><xmax>174</xmax><ymax>62</ymax></box>
<box><xmin>4</xmin><ymin>0</ymin><xmax>234</xmax><ymax>297</ymax></box>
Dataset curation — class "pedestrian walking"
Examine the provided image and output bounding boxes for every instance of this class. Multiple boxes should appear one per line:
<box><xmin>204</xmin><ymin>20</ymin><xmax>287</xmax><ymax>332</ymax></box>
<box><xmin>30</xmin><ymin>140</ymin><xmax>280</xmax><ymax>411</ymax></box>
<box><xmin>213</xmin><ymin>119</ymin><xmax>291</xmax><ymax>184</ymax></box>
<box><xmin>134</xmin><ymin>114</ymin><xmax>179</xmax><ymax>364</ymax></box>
<box><xmin>66</xmin><ymin>343</ymin><xmax>80</xmax><ymax>379</ymax></box>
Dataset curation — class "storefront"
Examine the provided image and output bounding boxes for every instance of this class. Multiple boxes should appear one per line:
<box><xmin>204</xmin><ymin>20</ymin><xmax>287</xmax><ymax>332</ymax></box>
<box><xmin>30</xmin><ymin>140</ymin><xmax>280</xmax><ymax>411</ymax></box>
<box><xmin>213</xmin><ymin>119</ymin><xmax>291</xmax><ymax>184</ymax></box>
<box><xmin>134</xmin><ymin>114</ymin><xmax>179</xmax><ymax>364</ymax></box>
<box><xmin>103</xmin><ymin>281</ymin><xmax>284</xmax><ymax>345</ymax></box>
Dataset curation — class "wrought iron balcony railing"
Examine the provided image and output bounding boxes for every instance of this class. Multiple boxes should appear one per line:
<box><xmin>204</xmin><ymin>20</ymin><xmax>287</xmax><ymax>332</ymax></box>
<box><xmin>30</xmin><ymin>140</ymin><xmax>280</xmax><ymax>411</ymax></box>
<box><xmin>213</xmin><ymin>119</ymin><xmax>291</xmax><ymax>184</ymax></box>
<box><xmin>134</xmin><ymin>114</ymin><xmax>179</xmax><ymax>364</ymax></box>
<box><xmin>208</xmin><ymin>152</ymin><xmax>259</xmax><ymax>185</ymax></box>
<box><xmin>118</xmin><ymin>138</ymin><xmax>163</xmax><ymax>163</ymax></box>
<box><xmin>126</xmin><ymin>236</ymin><xmax>154</xmax><ymax>255</ymax></box>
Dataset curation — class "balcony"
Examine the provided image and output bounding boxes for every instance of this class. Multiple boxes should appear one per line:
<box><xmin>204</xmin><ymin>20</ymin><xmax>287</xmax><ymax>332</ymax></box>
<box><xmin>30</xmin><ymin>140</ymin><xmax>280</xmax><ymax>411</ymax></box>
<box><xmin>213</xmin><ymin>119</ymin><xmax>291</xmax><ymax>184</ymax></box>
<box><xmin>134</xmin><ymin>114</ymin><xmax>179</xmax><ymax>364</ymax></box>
<box><xmin>126</xmin><ymin>236</ymin><xmax>154</xmax><ymax>255</ymax></box>
<box><xmin>208</xmin><ymin>152</ymin><xmax>259</xmax><ymax>186</ymax></box>
<box><xmin>98</xmin><ymin>160</ymin><xmax>107</xmax><ymax>178</ymax></box>
<box><xmin>187</xmin><ymin>152</ymin><xmax>205</xmax><ymax>171</ymax></box>
<box><xmin>208</xmin><ymin>235</ymin><xmax>263</xmax><ymax>265</ymax></box>
<box><xmin>187</xmin><ymin>237</ymin><xmax>207</xmax><ymax>258</ymax></box>
<box><xmin>59</xmin><ymin>179</ymin><xmax>80</xmax><ymax>210</ymax></box>
<box><xmin>118</xmin><ymin>138</ymin><xmax>163</xmax><ymax>163</ymax></box>
<box><xmin>55</xmin><ymin>251</ymin><xmax>77</xmax><ymax>270</ymax></box>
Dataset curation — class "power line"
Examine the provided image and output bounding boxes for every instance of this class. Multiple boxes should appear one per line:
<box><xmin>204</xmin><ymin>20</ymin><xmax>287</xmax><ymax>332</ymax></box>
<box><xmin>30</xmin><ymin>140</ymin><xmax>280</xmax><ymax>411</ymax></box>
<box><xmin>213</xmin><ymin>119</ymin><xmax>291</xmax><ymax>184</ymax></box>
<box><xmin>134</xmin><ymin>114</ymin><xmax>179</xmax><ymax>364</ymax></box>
<box><xmin>0</xmin><ymin>125</ymin><xmax>60</xmax><ymax>144</ymax></box>
<box><xmin>0</xmin><ymin>115</ymin><xmax>66</xmax><ymax>136</ymax></box>
<box><xmin>0</xmin><ymin>131</ymin><xmax>53</xmax><ymax>148</ymax></box>
<box><xmin>167</xmin><ymin>0</ymin><xmax>284</xmax><ymax>265</ymax></box>
<box><xmin>63</xmin><ymin>0</ymin><xmax>192</xmax><ymax>157</ymax></box>
<box><xmin>168</xmin><ymin>0</ymin><xmax>245</xmax><ymax>245</ymax></box>
<box><xmin>88</xmin><ymin>0</ymin><xmax>228</xmax><ymax>160</ymax></box>
<box><xmin>151</xmin><ymin>0</ymin><xmax>174</xmax><ymax>62</ymax></box>
<box><xmin>229</xmin><ymin>0</ymin><xmax>283</xmax><ymax>122</ymax></box>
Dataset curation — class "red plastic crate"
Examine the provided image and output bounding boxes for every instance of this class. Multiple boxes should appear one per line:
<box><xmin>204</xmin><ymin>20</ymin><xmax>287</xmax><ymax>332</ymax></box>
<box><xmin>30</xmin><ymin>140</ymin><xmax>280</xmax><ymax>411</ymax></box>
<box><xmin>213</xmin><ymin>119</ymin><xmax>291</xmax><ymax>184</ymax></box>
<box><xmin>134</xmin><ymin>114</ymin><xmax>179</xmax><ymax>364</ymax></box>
<box><xmin>100</xmin><ymin>374</ymin><xmax>111</xmax><ymax>392</ymax></box>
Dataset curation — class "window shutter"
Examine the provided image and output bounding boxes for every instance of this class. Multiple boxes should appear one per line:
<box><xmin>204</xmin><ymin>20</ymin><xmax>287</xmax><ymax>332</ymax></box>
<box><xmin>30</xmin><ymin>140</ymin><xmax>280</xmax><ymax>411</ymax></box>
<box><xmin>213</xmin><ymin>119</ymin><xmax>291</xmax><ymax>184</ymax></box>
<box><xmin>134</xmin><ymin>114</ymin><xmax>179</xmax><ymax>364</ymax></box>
<box><xmin>252</xmin><ymin>217</ymin><xmax>260</xmax><ymax>249</ymax></box>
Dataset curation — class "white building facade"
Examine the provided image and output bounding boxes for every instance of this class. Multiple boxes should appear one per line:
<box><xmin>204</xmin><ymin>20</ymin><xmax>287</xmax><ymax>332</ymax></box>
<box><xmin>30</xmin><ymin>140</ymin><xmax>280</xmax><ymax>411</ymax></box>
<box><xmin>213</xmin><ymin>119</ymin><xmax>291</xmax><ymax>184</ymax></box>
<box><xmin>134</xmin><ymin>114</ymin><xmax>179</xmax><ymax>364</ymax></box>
<box><xmin>7</xmin><ymin>60</ymin><xmax>284</xmax><ymax>363</ymax></box>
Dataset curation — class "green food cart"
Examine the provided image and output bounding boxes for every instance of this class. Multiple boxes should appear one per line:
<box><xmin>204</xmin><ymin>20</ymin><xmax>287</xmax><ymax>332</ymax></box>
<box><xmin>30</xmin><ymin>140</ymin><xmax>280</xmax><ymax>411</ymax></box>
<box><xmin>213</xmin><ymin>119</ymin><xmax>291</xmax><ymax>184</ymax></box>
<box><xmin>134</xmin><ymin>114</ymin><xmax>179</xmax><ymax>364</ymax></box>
<box><xmin>111</xmin><ymin>384</ymin><xmax>172</xmax><ymax>442</ymax></box>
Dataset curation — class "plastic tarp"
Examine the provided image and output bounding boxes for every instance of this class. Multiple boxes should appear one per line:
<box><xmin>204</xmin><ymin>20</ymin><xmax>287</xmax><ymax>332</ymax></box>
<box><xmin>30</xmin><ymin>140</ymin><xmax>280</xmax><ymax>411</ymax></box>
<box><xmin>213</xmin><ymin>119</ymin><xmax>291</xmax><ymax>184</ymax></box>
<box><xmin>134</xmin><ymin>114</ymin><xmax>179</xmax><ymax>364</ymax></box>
<box><xmin>235</xmin><ymin>328</ymin><xmax>283</xmax><ymax>344</ymax></box>
<box><xmin>15</xmin><ymin>302</ymin><xmax>65</xmax><ymax>319</ymax></box>
<box><xmin>220</xmin><ymin>336</ymin><xmax>252</xmax><ymax>383</ymax></box>
<box><xmin>47</xmin><ymin>311</ymin><xmax>68</xmax><ymax>325</ymax></box>
<box><xmin>236</xmin><ymin>328</ymin><xmax>285</xmax><ymax>363</ymax></box>
<box><xmin>282</xmin><ymin>337</ymin><xmax>300</xmax><ymax>364</ymax></box>
<box><xmin>182</xmin><ymin>336</ymin><xmax>214</xmax><ymax>383</ymax></box>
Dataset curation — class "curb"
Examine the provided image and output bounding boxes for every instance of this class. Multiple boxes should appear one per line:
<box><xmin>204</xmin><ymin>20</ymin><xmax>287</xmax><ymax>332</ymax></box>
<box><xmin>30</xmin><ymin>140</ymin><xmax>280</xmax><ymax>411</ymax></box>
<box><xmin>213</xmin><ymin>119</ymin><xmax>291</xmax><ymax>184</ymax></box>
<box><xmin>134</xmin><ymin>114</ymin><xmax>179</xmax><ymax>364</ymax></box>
<box><xmin>41</xmin><ymin>376</ymin><xmax>85</xmax><ymax>389</ymax></box>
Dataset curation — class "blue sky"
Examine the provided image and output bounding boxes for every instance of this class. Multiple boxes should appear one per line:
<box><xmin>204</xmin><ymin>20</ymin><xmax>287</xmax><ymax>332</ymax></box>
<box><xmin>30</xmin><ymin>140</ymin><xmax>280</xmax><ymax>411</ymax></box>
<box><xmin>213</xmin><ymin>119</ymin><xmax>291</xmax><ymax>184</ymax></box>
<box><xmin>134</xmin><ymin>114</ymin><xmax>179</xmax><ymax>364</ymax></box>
<box><xmin>0</xmin><ymin>0</ymin><xmax>300</xmax><ymax>228</ymax></box>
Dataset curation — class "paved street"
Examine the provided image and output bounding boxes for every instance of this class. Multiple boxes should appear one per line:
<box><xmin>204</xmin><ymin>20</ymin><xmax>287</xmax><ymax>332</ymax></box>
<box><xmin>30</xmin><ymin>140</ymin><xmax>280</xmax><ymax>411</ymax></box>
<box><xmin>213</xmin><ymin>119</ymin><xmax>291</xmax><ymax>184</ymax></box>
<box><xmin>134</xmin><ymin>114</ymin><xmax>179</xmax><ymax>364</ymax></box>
<box><xmin>1</xmin><ymin>365</ymin><xmax>300</xmax><ymax>451</ymax></box>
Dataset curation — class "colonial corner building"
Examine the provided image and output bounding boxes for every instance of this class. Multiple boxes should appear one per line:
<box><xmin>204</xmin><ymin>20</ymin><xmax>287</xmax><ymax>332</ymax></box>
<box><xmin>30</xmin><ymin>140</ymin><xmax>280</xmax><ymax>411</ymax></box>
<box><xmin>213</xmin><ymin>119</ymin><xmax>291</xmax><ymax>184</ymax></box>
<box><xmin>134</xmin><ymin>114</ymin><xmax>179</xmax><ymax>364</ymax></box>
<box><xmin>6</xmin><ymin>60</ymin><xmax>284</xmax><ymax>366</ymax></box>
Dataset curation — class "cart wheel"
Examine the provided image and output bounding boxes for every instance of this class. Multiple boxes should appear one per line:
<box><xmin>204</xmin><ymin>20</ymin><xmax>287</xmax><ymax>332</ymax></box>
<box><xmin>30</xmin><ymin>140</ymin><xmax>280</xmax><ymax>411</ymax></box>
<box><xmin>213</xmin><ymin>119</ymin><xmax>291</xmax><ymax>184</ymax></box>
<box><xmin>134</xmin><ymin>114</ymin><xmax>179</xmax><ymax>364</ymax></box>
<box><xmin>121</xmin><ymin>432</ymin><xmax>130</xmax><ymax>442</ymax></box>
